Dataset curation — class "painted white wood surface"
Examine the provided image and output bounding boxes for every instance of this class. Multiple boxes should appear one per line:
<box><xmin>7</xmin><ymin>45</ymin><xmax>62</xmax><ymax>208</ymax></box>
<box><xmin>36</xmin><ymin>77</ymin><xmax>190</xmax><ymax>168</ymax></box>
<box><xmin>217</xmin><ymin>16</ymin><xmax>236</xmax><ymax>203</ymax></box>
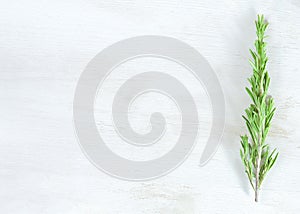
<box><xmin>1</xmin><ymin>0</ymin><xmax>300</xmax><ymax>213</ymax></box>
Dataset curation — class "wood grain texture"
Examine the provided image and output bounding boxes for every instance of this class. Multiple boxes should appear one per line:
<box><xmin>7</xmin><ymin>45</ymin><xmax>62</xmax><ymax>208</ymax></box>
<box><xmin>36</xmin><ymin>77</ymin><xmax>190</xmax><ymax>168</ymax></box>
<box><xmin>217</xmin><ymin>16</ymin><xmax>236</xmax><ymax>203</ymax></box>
<box><xmin>1</xmin><ymin>0</ymin><xmax>300</xmax><ymax>213</ymax></box>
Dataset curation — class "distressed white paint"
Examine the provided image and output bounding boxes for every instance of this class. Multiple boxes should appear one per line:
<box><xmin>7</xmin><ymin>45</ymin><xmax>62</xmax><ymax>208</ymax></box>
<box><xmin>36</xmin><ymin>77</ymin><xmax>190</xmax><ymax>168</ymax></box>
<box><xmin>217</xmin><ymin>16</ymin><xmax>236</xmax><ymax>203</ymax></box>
<box><xmin>1</xmin><ymin>0</ymin><xmax>300</xmax><ymax>213</ymax></box>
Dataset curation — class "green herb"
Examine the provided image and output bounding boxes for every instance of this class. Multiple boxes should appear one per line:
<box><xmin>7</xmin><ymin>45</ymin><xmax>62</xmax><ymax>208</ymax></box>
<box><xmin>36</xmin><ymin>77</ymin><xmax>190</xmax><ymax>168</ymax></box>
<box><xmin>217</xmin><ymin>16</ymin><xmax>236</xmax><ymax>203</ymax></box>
<box><xmin>240</xmin><ymin>14</ymin><xmax>279</xmax><ymax>202</ymax></box>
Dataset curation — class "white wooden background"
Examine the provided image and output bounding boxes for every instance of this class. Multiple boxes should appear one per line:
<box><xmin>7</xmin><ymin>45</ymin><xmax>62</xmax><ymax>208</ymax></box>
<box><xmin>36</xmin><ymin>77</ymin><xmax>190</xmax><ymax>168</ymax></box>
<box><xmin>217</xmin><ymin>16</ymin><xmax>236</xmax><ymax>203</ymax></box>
<box><xmin>1</xmin><ymin>0</ymin><xmax>300</xmax><ymax>213</ymax></box>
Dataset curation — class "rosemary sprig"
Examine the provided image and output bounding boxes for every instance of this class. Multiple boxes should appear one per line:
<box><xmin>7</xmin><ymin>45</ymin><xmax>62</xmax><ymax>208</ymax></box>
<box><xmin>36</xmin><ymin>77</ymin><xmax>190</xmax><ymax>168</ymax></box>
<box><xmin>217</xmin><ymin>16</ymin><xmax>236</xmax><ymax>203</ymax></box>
<box><xmin>240</xmin><ymin>14</ymin><xmax>279</xmax><ymax>202</ymax></box>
